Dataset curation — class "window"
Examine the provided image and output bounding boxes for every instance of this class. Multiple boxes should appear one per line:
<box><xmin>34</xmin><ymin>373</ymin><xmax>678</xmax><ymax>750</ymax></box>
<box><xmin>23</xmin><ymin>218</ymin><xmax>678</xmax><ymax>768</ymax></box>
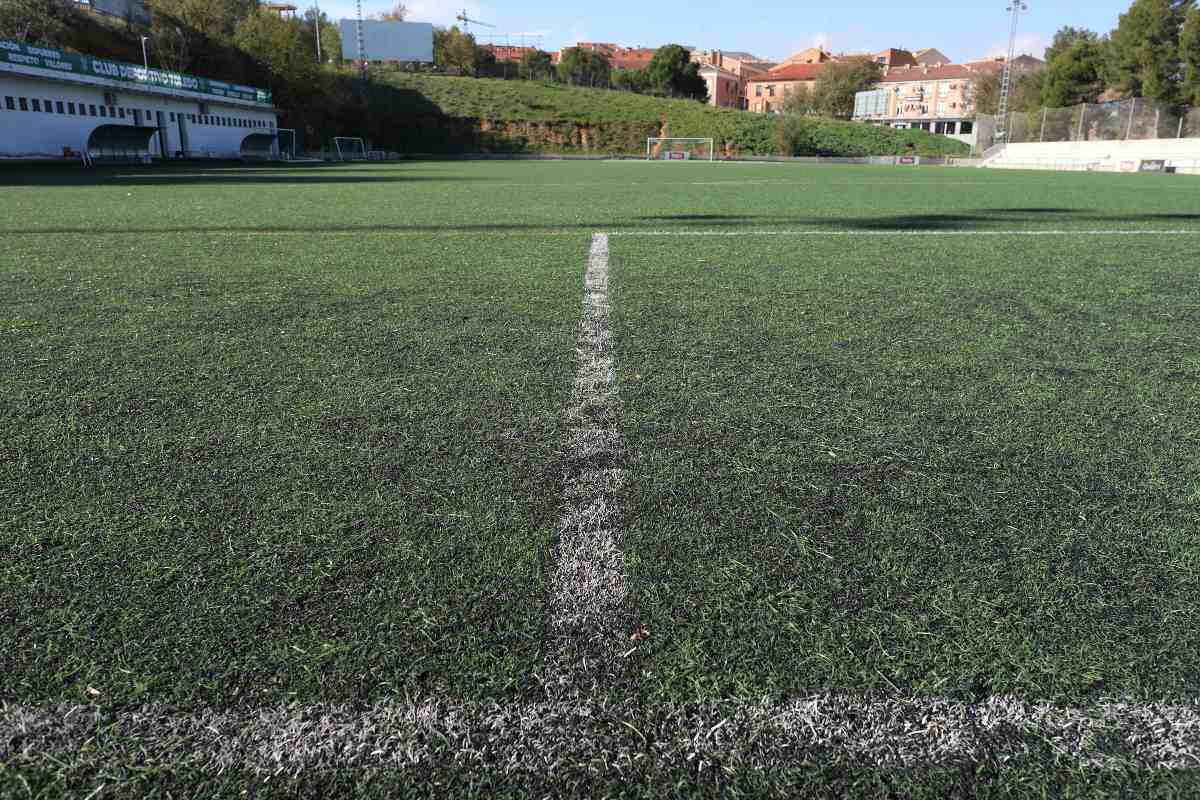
<box><xmin>99</xmin><ymin>106</ymin><xmax>107</xmax><ymax>117</ymax></box>
<box><xmin>31</xmin><ymin>99</ymin><xmax>40</xmax><ymax>111</ymax></box>
<box><xmin>89</xmin><ymin>104</ymin><xmax>96</xmax><ymax>116</ymax></box>
<box><xmin>68</xmin><ymin>102</ymin><xmax>76</xmax><ymax>114</ymax></box>
<box><xmin>19</xmin><ymin>97</ymin><xmax>28</xmax><ymax>111</ymax></box>
<box><xmin>44</xmin><ymin>99</ymin><xmax>53</xmax><ymax>112</ymax></box>
<box><xmin>169</xmin><ymin>112</ymin><xmax>175</xmax><ymax>121</ymax></box>
<box><xmin>960</xmin><ymin>120</ymin><xmax>974</xmax><ymax>134</ymax></box>
<box><xmin>119</xmin><ymin>108</ymin><xmax>126</xmax><ymax>118</ymax></box>
<box><xmin>5</xmin><ymin>96</ymin><xmax>15</xmax><ymax>110</ymax></box>
<box><xmin>768</xmin><ymin>85</ymin><xmax>775</xmax><ymax>97</ymax></box>
<box><xmin>56</xmin><ymin>101</ymin><xmax>64</xmax><ymax>113</ymax></box>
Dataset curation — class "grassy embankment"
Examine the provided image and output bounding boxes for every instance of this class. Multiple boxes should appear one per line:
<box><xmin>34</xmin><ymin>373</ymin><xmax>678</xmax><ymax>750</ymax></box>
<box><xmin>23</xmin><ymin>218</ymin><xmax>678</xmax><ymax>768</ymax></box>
<box><xmin>367</xmin><ymin>71</ymin><xmax>972</xmax><ymax>157</ymax></box>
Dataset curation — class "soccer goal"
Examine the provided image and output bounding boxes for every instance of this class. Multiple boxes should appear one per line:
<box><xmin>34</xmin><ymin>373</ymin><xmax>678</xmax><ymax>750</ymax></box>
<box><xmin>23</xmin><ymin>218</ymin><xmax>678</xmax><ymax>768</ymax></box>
<box><xmin>333</xmin><ymin>136</ymin><xmax>368</xmax><ymax>162</ymax></box>
<box><xmin>646</xmin><ymin>137</ymin><xmax>715</xmax><ymax>161</ymax></box>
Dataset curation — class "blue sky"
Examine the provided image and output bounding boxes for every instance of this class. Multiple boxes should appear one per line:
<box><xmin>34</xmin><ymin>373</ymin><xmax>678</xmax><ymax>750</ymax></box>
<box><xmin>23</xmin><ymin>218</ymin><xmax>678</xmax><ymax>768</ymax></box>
<box><xmin>317</xmin><ymin>0</ymin><xmax>1132</xmax><ymax>63</ymax></box>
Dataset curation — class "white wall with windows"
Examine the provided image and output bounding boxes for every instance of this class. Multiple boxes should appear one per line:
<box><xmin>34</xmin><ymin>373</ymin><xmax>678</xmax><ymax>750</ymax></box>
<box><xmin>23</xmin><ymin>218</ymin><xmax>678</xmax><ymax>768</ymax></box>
<box><xmin>0</xmin><ymin>73</ymin><xmax>278</xmax><ymax>160</ymax></box>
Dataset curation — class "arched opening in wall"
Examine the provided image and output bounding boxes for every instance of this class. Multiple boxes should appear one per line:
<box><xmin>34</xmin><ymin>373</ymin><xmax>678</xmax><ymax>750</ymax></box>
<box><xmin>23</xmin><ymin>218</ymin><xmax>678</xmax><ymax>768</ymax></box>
<box><xmin>87</xmin><ymin>125</ymin><xmax>158</xmax><ymax>162</ymax></box>
<box><xmin>240</xmin><ymin>133</ymin><xmax>276</xmax><ymax>161</ymax></box>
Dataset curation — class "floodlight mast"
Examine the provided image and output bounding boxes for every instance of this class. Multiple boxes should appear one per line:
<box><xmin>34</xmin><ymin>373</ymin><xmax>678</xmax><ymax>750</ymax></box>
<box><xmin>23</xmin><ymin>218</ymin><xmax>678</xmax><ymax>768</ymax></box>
<box><xmin>996</xmin><ymin>1</ymin><xmax>1027</xmax><ymax>145</ymax></box>
<box><xmin>355</xmin><ymin>0</ymin><xmax>367</xmax><ymax>77</ymax></box>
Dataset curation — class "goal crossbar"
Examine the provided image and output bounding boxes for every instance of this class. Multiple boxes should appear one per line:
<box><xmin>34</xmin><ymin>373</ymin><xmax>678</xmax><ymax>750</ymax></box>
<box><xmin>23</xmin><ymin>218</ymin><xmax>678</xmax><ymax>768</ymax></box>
<box><xmin>333</xmin><ymin>136</ymin><xmax>368</xmax><ymax>162</ymax></box>
<box><xmin>646</xmin><ymin>137</ymin><xmax>715</xmax><ymax>161</ymax></box>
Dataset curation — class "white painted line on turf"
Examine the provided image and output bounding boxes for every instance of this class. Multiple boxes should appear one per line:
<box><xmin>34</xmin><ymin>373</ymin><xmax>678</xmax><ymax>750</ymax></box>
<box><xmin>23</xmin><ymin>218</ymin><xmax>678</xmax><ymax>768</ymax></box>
<box><xmin>541</xmin><ymin>232</ymin><xmax>631</xmax><ymax>699</ymax></box>
<box><xmin>607</xmin><ymin>229</ymin><xmax>1200</xmax><ymax>237</ymax></box>
<box><xmin>3</xmin><ymin>695</ymin><xmax>1199</xmax><ymax>773</ymax></box>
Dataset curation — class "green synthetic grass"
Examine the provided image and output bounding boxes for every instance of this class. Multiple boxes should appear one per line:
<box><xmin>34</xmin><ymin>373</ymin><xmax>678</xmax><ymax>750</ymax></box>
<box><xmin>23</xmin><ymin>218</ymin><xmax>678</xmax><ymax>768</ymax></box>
<box><xmin>1</xmin><ymin>230</ymin><xmax>583</xmax><ymax>706</ymax></box>
<box><xmin>1</xmin><ymin>160</ymin><xmax>1196</xmax><ymax>236</ymax></box>
<box><xmin>611</xmin><ymin>235</ymin><xmax>1200</xmax><ymax>704</ymax></box>
<box><xmin>2</xmin><ymin>161</ymin><xmax>1200</xmax><ymax>795</ymax></box>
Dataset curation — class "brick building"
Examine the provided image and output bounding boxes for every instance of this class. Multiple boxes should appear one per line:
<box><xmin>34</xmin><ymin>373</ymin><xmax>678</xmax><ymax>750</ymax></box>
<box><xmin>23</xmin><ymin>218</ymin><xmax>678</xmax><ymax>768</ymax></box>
<box><xmin>693</xmin><ymin>50</ymin><xmax>773</xmax><ymax>109</ymax></box>
<box><xmin>484</xmin><ymin>44</ymin><xmax>539</xmax><ymax>63</ymax></box>
<box><xmin>745</xmin><ymin>63</ymin><xmax>824</xmax><ymax>113</ymax></box>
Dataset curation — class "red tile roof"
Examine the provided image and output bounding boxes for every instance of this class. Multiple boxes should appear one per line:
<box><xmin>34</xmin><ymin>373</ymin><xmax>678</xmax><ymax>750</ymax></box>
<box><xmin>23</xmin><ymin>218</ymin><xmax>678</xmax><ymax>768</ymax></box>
<box><xmin>879</xmin><ymin>64</ymin><xmax>977</xmax><ymax>82</ymax></box>
<box><xmin>746</xmin><ymin>63</ymin><xmax>826</xmax><ymax>83</ymax></box>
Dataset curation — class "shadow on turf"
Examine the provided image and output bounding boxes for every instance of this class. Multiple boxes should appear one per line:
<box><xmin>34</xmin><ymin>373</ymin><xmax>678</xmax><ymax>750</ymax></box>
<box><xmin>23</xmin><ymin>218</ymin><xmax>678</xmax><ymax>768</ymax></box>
<box><xmin>6</xmin><ymin>212</ymin><xmax>1200</xmax><ymax>236</ymax></box>
<box><xmin>0</xmin><ymin>167</ymin><xmax>478</xmax><ymax>188</ymax></box>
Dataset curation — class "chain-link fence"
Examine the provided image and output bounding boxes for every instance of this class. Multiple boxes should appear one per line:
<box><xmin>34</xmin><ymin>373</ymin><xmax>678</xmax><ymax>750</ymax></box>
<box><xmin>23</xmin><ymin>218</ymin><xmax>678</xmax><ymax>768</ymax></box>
<box><xmin>988</xmin><ymin>98</ymin><xmax>1200</xmax><ymax>145</ymax></box>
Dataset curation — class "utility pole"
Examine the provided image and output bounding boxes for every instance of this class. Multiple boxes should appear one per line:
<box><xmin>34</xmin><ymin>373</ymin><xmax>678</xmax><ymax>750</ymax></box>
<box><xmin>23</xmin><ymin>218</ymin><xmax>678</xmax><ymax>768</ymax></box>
<box><xmin>997</xmin><ymin>1</ymin><xmax>1027</xmax><ymax>145</ymax></box>
<box><xmin>314</xmin><ymin>0</ymin><xmax>322</xmax><ymax>62</ymax></box>
<box><xmin>140</xmin><ymin>35</ymin><xmax>150</xmax><ymax>69</ymax></box>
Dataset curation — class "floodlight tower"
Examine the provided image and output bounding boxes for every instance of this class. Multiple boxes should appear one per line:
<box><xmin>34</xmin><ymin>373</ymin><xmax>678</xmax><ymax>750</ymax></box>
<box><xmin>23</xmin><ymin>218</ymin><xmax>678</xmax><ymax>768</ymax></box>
<box><xmin>355</xmin><ymin>0</ymin><xmax>368</xmax><ymax>77</ymax></box>
<box><xmin>996</xmin><ymin>1</ymin><xmax>1027</xmax><ymax>145</ymax></box>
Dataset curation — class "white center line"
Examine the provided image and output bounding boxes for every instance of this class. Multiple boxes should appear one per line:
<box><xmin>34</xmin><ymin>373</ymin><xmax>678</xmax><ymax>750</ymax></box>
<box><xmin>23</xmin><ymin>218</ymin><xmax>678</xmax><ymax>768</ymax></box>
<box><xmin>541</xmin><ymin>232</ymin><xmax>631</xmax><ymax>699</ymax></box>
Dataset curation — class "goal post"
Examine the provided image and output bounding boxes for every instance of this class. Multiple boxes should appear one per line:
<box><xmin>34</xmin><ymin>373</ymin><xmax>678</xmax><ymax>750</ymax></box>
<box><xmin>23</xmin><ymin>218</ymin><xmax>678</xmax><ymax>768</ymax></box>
<box><xmin>646</xmin><ymin>137</ymin><xmax>715</xmax><ymax>161</ymax></box>
<box><xmin>333</xmin><ymin>136</ymin><xmax>368</xmax><ymax>162</ymax></box>
<box><xmin>276</xmin><ymin>128</ymin><xmax>297</xmax><ymax>161</ymax></box>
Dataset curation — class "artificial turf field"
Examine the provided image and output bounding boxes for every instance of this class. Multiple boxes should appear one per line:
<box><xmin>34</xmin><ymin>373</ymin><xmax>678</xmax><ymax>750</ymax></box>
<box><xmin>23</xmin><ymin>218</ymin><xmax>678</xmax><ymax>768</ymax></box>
<box><xmin>1</xmin><ymin>160</ymin><xmax>1199</xmax><ymax>797</ymax></box>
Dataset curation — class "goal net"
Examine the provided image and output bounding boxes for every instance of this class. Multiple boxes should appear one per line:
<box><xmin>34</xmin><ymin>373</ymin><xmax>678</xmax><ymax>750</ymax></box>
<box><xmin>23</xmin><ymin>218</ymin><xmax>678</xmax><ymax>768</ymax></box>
<box><xmin>333</xmin><ymin>136</ymin><xmax>368</xmax><ymax>162</ymax></box>
<box><xmin>646</xmin><ymin>137</ymin><xmax>714</xmax><ymax>161</ymax></box>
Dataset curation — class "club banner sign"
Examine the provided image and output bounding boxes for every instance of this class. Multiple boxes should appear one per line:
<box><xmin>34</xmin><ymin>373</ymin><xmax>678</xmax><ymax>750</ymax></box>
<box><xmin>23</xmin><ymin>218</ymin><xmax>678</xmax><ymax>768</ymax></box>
<box><xmin>0</xmin><ymin>39</ymin><xmax>271</xmax><ymax>104</ymax></box>
<box><xmin>1138</xmin><ymin>159</ymin><xmax>1167</xmax><ymax>173</ymax></box>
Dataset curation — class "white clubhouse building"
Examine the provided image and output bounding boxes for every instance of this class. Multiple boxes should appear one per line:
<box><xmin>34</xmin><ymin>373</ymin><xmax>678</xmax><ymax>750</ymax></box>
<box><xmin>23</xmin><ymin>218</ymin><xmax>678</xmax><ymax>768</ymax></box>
<box><xmin>0</xmin><ymin>39</ymin><xmax>278</xmax><ymax>161</ymax></box>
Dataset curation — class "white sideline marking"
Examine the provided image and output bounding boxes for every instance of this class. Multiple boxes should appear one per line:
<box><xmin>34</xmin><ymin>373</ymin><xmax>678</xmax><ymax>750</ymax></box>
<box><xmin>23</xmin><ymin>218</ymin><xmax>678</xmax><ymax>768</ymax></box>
<box><xmin>608</xmin><ymin>229</ymin><xmax>1200</xmax><ymax>237</ymax></box>
<box><xmin>3</xmin><ymin>696</ymin><xmax>1199</xmax><ymax>772</ymax></box>
<box><xmin>541</xmin><ymin>232</ymin><xmax>630</xmax><ymax>698</ymax></box>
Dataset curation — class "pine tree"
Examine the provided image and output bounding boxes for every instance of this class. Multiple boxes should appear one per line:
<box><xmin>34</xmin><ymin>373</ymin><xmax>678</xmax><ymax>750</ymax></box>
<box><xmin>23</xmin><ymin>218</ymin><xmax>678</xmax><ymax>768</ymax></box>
<box><xmin>1181</xmin><ymin>6</ymin><xmax>1200</xmax><ymax>105</ymax></box>
<box><xmin>1107</xmin><ymin>0</ymin><xmax>1189</xmax><ymax>102</ymax></box>
<box><xmin>1042</xmin><ymin>40</ymin><xmax>1108</xmax><ymax>106</ymax></box>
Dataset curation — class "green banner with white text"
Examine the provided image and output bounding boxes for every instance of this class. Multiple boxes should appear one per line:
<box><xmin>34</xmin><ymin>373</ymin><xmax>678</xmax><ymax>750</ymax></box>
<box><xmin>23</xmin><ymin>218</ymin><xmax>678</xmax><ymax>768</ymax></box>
<box><xmin>0</xmin><ymin>39</ymin><xmax>271</xmax><ymax>105</ymax></box>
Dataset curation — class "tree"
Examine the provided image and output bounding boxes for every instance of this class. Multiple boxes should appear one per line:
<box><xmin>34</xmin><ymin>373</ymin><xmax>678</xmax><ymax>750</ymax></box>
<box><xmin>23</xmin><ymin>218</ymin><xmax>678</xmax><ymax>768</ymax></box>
<box><xmin>301</xmin><ymin>6</ymin><xmax>341</xmax><ymax>64</ymax></box>
<box><xmin>146</xmin><ymin>0</ymin><xmax>252</xmax><ymax>43</ymax></box>
<box><xmin>556</xmin><ymin>47</ymin><xmax>611</xmax><ymax>87</ymax></box>
<box><xmin>519</xmin><ymin>49</ymin><xmax>554</xmax><ymax>80</ymax></box>
<box><xmin>1182</xmin><ymin>5</ymin><xmax>1200</xmax><ymax>105</ymax></box>
<box><xmin>375</xmin><ymin>3</ymin><xmax>407</xmax><ymax>20</ymax></box>
<box><xmin>148</xmin><ymin>15</ymin><xmax>192</xmax><ymax>72</ymax></box>
<box><xmin>1043</xmin><ymin>26</ymin><xmax>1101</xmax><ymax>64</ymax></box>
<box><xmin>644</xmin><ymin>44</ymin><xmax>707</xmax><ymax>99</ymax></box>
<box><xmin>433</xmin><ymin>26</ymin><xmax>478</xmax><ymax>75</ymax></box>
<box><xmin>781</xmin><ymin>83</ymin><xmax>818</xmax><ymax>114</ymax></box>
<box><xmin>233</xmin><ymin>9</ymin><xmax>317</xmax><ymax>85</ymax></box>
<box><xmin>1107</xmin><ymin>0</ymin><xmax>1188</xmax><ymax>102</ymax></box>
<box><xmin>812</xmin><ymin>57</ymin><xmax>881</xmax><ymax>118</ymax></box>
<box><xmin>969</xmin><ymin>68</ymin><xmax>1043</xmax><ymax>116</ymax></box>
<box><xmin>1041</xmin><ymin>40</ymin><xmax>1108</xmax><ymax>106</ymax></box>
<box><xmin>0</xmin><ymin>0</ymin><xmax>79</xmax><ymax>46</ymax></box>
<box><xmin>612</xmin><ymin>68</ymin><xmax>649</xmax><ymax>92</ymax></box>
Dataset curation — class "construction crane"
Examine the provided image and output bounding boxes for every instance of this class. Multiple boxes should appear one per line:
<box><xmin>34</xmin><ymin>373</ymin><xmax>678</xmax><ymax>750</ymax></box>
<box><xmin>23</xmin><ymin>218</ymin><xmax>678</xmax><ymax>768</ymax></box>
<box><xmin>455</xmin><ymin>9</ymin><xmax>495</xmax><ymax>31</ymax></box>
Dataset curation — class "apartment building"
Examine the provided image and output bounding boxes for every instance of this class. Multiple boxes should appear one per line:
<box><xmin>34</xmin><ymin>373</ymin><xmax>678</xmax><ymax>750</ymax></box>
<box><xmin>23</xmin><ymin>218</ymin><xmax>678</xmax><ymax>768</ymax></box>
<box><xmin>853</xmin><ymin>64</ymin><xmax>980</xmax><ymax>138</ymax></box>
<box><xmin>913</xmin><ymin>48</ymin><xmax>951</xmax><ymax>66</ymax></box>
<box><xmin>693</xmin><ymin>50</ymin><xmax>772</xmax><ymax>109</ymax></box>
<box><xmin>745</xmin><ymin>63</ymin><xmax>824</xmax><ymax>113</ymax></box>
